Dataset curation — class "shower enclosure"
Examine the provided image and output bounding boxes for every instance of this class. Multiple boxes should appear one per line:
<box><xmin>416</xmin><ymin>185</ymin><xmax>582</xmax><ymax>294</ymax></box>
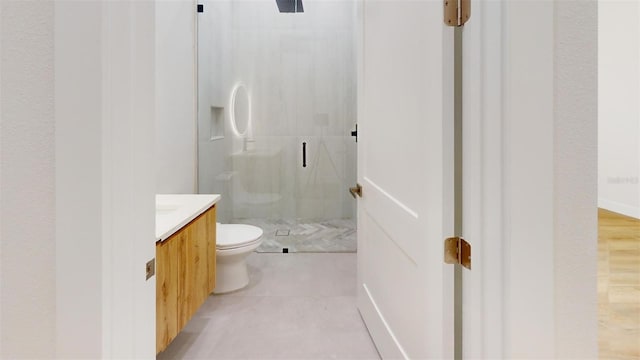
<box><xmin>196</xmin><ymin>0</ymin><xmax>357</xmax><ymax>253</ymax></box>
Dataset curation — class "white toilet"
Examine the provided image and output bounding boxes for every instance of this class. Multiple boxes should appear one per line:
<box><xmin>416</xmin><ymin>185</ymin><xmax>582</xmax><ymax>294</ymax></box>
<box><xmin>214</xmin><ymin>223</ymin><xmax>263</xmax><ymax>294</ymax></box>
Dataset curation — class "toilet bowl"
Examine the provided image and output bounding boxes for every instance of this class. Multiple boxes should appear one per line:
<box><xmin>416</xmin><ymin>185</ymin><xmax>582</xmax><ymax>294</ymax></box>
<box><xmin>214</xmin><ymin>223</ymin><xmax>263</xmax><ymax>294</ymax></box>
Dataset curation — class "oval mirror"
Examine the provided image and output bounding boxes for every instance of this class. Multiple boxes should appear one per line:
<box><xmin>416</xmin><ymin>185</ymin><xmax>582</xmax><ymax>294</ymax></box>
<box><xmin>231</xmin><ymin>84</ymin><xmax>250</xmax><ymax>136</ymax></box>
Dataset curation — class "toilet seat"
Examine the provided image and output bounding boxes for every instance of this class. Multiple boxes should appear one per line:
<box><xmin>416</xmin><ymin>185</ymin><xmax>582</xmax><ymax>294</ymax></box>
<box><xmin>216</xmin><ymin>223</ymin><xmax>263</xmax><ymax>250</ymax></box>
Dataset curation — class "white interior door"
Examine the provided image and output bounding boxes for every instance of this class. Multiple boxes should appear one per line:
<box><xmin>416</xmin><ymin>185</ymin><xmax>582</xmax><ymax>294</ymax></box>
<box><xmin>356</xmin><ymin>1</ymin><xmax>455</xmax><ymax>358</ymax></box>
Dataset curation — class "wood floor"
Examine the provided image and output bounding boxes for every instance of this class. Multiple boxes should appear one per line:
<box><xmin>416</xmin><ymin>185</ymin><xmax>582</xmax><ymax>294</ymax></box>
<box><xmin>598</xmin><ymin>208</ymin><xmax>640</xmax><ymax>359</ymax></box>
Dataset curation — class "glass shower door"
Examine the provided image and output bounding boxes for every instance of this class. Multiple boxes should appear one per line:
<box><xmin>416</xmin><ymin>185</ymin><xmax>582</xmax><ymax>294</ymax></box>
<box><xmin>197</xmin><ymin>0</ymin><xmax>357</xmax><ymax>253</ymax></box>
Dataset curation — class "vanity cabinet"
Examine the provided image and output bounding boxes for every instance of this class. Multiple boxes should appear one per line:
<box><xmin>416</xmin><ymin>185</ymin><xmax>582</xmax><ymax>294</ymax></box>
<box><xmin>156</xmin><ymin>205</ymin><xmax>216</xmax><ymax>354</ymax></box>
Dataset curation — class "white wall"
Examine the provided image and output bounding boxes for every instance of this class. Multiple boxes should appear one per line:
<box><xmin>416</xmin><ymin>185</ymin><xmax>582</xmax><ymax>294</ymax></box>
<box><xmin>57</xmin><ymin>1</ymin><xmax>157</xmax><ymax>357</ymax></box>
<box><xmin>461</xmin><ymin>0</ymin><xmax>598</xmax><ymax>357</ymax></box>
<box><xmin>99</xmin><ymin>3</ymin><xmax>157</xmax><ymax>356</ymax></box>
<box><xmin>598</xmin><ymin>0</ymin><xmax>640</xmax><ymax>219</ymax></box>
<box><xmin>0</xmin><ymin>1</ymin><xmax>56</xmax><ymax>357</ymax></box>
<box><xmin>502</xmin><ymin>2</ymin><xmax>557</xmax><ymax>356</ymax></box>
<box><xmin>156</xmin><ymin>0</ymin><xmax>197</xmax><ymax>194</ymax></box>
<box><xmin>55</xmin><ymin>1</ymin><xmax>103</xmax><ymax>356</ymax></box>
<box><xmin>554</xmin><ymin>0</ymin><xmax>598</xmax><ymax>356</ymax></box>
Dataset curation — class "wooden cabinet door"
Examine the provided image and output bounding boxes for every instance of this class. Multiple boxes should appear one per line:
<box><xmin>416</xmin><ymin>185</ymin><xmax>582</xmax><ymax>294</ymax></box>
<box><xmin>186</xmin><ymin>212</ymin><xmax>210</xmax><ymax>320</ymax></box>
<box><xmin>206</xmin><ymin>206</ymin><xmax>216</xmax><ymax>293</ymax></box>
<box><xmin>156</xmin><ymin>237</ymin><xmax>178</xmax><ymax>354</ymax></box>
<box><xmin>176</xmin><ymin>228</ymin><xmax>191</xmax><ymax>330</ymax></box>
<box><xmin>156</xmin><ymin>205</ymin><xmax>217</xmax><ymax>354</ymax></box>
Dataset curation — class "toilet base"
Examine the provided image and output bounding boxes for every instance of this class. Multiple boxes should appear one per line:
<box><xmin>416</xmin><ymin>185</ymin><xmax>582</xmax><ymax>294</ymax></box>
<box><xmin>214</xmin><ymin>243</ymin><xmax>260</xmax><ymax>294</ymax></box>
<box><xmin>214</xmin><ymin>255</ymin><xmax>250</xmax><ymax>294</ymax></box>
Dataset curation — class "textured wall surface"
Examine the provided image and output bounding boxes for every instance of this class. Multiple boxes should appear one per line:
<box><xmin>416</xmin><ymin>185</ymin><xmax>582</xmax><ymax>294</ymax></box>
<box><xmin>554</xmin><ymin>0</ymin><xmax>599</xmax><ymax>357</ymax></box>
<box><xmin>598</xmin><ymin>0</ymin><xmax>640</xmax><ymax>219</ymax></box>
<box><xmin>502</xmin><ymin>1</ymin><xmax>556</xmax><ymax>356</ymax></box>
<box><xmin>0</xmin><ymin>1</ymin><xmax>56</xmax><ymax>357</ymax></box>
<box><xmin>502</xmin><ymin>1</ymin><xmax>598</xmax><ymax>357</ymax></box>
<box><xmin>54</xmin><ymin>1</ymin><xmax>104</xmax><ymax>356</ymax></box>
<box><xmin>156</xmin><ymin>0</ymin><xmax>197</xmax><ymax>194</ymax></box>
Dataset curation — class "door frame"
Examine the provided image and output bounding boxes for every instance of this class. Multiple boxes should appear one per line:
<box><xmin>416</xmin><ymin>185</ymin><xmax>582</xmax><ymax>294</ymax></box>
<box><xmin>55</xmin><ymin>1</ymin><xmax>157</xmax><ymax>357</ymax></box>
<box><xmin>54</xmin><ymin>0</ymin><xmax>596</xmax><ymax>357</ymax></box>
<box><xmin>460</xmin><ymin>0</ymin><xmax>598</xmax><ymax>358</ymax></box>
<box><xmin>355</xmin><ymin>0</ymin><xmax>598</xmax><ymax>358</ymax></box>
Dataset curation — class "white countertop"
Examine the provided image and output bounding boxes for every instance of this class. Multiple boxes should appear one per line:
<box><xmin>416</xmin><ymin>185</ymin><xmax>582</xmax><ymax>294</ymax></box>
<box><xmin>156</xmin><ymin>194</ymin><xmax>221</xmax><ymax>242</ymax></box>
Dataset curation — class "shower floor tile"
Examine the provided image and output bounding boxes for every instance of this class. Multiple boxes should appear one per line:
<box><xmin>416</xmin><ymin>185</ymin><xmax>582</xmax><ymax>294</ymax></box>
<box><xmin>275</xmin><ymin>229</ymin><xmax>290</xmax><ymax>236</ymax></box>
<box><xmin>230</xmin><ymin>218</ymin><xmax>356</xmax><ymax>253</ymax></box>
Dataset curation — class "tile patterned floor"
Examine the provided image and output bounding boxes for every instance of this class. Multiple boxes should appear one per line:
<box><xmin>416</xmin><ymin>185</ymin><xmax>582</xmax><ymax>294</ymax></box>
<box><xmin>230</xmin><ymin>218</ymin><xmax>356</xmax><ymax>253</ymax></box>
<box><xmin>157</xmin><ymin>253</ymin><xmax>380</xmax><ymax>359</ymax></box>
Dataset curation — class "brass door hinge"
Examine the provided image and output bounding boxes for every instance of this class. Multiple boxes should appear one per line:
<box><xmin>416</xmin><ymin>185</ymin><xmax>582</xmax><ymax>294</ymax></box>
<box><xmin>444</xmin><ymin>237</ymin><xmax>471</xmax><ymax>270</ymax></box>
<box><xmin>444</xmin><ymin>0</ymin><xmax>470</xmax><ymax>27</ymax></box>
<box><xmin>349</xmin><ymin>183</ymin><xmax>362</xmax><ymax>199</ymax></box>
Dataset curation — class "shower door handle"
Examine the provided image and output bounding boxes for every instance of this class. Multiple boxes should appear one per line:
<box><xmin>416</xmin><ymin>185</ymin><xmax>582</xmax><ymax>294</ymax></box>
<box><xmin>302</xmin><ymin>142</ymin><xmax>307</xmax><ymax>168</ymax></box>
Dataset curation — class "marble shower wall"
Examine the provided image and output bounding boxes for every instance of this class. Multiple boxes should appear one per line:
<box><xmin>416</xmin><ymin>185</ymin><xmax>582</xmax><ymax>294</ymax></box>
<box><xmin>199</xmin><ymin>0</ymin><xmax>357</xmax><ymax>221</ymax></box>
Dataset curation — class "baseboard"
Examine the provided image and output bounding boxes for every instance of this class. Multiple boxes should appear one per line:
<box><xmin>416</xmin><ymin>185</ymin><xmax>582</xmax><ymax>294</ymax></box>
<box><xmin>598</xmin><ymin>198</ymin><xmax>640</xmax><ymax>219</ymax></box>
<box><xmin>357</xmin><ymin>284</ymin><xmax>406</xmax><ymax>359</ymax></box>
